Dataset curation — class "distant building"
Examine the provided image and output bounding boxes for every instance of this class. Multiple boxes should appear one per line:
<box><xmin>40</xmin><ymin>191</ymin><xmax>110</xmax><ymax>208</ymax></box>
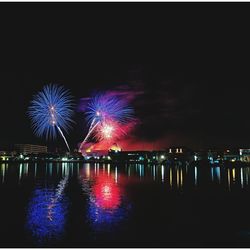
<box><xmin>14</xmin><ymin>144</ymin><xmax>47</xmax><ymax>155</ymax></box>
<box><xmin>109</xmin><ymin>150</ymin><xmax>151</xmax><ymax>163</ymax></box>
<box><xmin>207</xmin><ymin>149</ymin><xmax>223</xmax><ymax>163</ymax></box>
<box><xmin>80</xmin><ymin>142</ymin><xmax>122</xmax><ymax>158</ymax></box>
<box><xmin>167</xmin><ymin>146</ymin><xmax>192</xmax><ymax>162</ymax></box>
<box><xmin>223</xmin><ymin>148</ymin><xmax>240</xmax><ymax>162</ymax></box>
<box><xmin>0</xmin><ymin>150</ymin><xmax>15</xmax><ymax>161</ymax></box>
<box><xmin>239</xmin><ymin>149</ymin><xmax>250</xmax><ymax>162</ymax></box>
<box><xmin>109</xmin><ymin>143</ymin><xmax>122</xmax><ymax>153</ymax></box>
<box><xmin>150</xmin><ymin>151</ymin><xmax>167</xmax><ymax>163</ymax></box>
<box><xmin>108</xmin><ymin>150</ymin><xmax>171</xmax><ymax>163</ymax></box>
<box><xmin>192</xmin><ymin>150</ymin><xmax>207</xmax><ymax>162</ymax></box>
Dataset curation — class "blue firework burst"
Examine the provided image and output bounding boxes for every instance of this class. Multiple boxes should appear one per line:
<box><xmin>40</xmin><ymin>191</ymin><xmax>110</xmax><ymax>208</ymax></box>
<box><xmin>85</xmin><ymin>92</ymin><xmax>134</xmax><ymax>126</ymax></box>
<box><xmin>28</xmin><ymin>84</ymin><xmax>74</xmax><ymax>140</ymax></box>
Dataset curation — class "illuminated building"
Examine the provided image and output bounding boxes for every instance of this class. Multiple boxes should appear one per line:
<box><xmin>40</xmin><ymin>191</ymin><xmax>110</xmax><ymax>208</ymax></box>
<box><xmin>207</xmin><ymin>149</ymin><xmax>223</xmax><ymax>163</ymax></box>
<box><xmin>150</xmin><ymin>151</ymin><xmax>167</xmax><ymax>163</ymax></box>
<box><xmin>15</xmin><ymin>144</ymin><xmax>47</xmax><ymax>155</ymax></box>
<box><xmin>0</xmin><ymin>151</ymin><xmax>14</xmax><ymax>161</ymax></box>
<box><xmin>168</xmin><ymin>147</ymin><xmax>185</xmax><ymax>154</ymax></box>
<box><xmin>223</xmin><ymin>148</ymin><xmax>240</xmax><ymax>162</ymax></box>
<box><xmin>109</xmin><ymin>143</ymin><xmax>122</xmax><ymax>153</ymax></box>
<box><xmin>239</xmin><ymin>148</ymin><xmax>250</xmax><ymax>162</ymax></box>
<box><xmin>192</xmin><ymin>150</ymin><xmax>207</xmax><ymax>162</ymax></box>
<box><xmin>109</xmin><ymin>150</ymin><xmax>151</xmax><ymax>163</ymax></box>
<box><xmin>80</xmin><ymin>143</ymin><xmax>122</xmax><ymax>159</ymax></box>
<box><xmin>167</xmin><ymin>146</ymin><xmax>192</xmax><ymax>163</ymax></box>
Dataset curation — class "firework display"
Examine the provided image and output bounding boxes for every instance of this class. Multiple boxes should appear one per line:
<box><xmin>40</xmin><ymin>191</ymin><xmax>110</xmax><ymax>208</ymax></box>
<box><xmin>85</xmin><ymin>93</ymin><xmax>134</xmax><ymax>125</ymax></box>
<box><xmin>28</xmin><ymin>84</ymin><xmax>74</xmax><ymax>152</ymax></box>
<box><xmin>80</xmin><ymin>92</ymin><xmax>135</xmax><ymax>149</ymax></box>
<box><xmin>28</xmin><ymin>85</ymin><xmax>136</xmax><ymax>153</ymax></box>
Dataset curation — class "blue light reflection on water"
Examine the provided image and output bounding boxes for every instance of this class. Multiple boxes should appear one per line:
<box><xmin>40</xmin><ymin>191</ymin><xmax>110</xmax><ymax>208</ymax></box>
<box><xmin>25</xmin><ymin>175</ymin><xmax>69</xmax><ymax>244</ymax></box>
<box><xmin>86</xmin><ymin>195</ymin><xmax>131</xmax><ymax>232</ymax></box>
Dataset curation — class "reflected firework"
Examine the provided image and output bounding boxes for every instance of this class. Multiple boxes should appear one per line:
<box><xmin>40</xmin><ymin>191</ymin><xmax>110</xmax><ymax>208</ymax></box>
<box><xmin>92</xmin><ymin>173</ymin><xmax>121</xmax><ymax>209</ymax></box>
<box><xmin>79</xmin><ymin>165</ymin><xmax>130</xmax><ymax>231</ymax></box>
<box><xmin>25</xmin><ymin>175</ymin><xmax>69</xmax><ymax>245</ymax></box>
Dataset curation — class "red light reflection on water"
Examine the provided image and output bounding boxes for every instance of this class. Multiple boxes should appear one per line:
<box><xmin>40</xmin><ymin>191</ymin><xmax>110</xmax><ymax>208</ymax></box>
<box><xmin>92</xmin><ymin>173</ymin><xmax>121</xmax><ymax>209</ymax></box>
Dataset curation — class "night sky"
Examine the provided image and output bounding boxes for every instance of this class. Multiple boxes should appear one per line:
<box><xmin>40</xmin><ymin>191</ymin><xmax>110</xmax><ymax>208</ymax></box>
<box><xmin>1</xmin><ymin>3</ymin><xmax>250</xmax><ymax>151</ymax></box>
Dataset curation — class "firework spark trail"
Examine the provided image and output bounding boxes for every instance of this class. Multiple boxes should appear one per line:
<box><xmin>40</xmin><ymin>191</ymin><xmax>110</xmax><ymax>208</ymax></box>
<box><xmin>49</xmin><ymin>104</ymin><xmax>71</xmax><ymax>152</ymax></box>
<box><xmin>28</xmin><ymin>84</ymin><xmax>74</xmax><ymax>152</ymax></box>
<box><xmin>81</xmin><ymin>120</ymin><xmax>100</xmax><ymax>145</ymax></box>
<box><xmin>89</xmin><ymin>118</ymin><xmax>96</xmax><ymax>130</ymax></box>
<box><xmin>56</xmin><ymin>125</ymin><xmax>71</xmax><ymax>152</ymax></box>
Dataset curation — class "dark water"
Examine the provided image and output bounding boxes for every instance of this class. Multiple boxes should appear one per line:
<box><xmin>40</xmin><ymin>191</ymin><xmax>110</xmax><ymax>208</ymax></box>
<box><xmin>1</xmin><ymin>162</ymin><xmax>250</xmax><ymax>247</ymax></box>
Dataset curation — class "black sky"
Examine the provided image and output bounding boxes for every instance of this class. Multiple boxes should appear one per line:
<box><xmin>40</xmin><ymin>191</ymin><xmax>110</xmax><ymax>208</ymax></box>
<box><xmin>0</xmin><ymin>2</ymin><xmax>250</xmax><ymax>150</ymax></box>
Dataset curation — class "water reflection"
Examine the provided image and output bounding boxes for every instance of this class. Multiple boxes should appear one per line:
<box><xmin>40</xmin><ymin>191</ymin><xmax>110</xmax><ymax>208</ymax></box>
<box><xmin>18</xmin><ymin>163</ymin><xmax>30</xmax><ymax>181</ymax></box>
<box><xmin>161</xmin><ymin>165</ymin><xmax>164</xmax><ymax>183</ymax></box>
<box><xmin>25</xmin><ymin>165</ymin><xmax>69</xmax><ymax>245</ymax></box>
<box><xmin>169</xmin><ymin>167</ymin><xmax>172</xmax><ymax>187</ymax></box>
<box><xmin>79</xmin><ymin>165</ymin><xmax>130</xmax><ymax>232</ymax></box>
<box><xmin>180</xmin><ymin>168</ymin><xmax>183</xmax><ymax>187</ymax></box>
<box><xmin>92</xmin><ymin>173</ymin><xmax>121</xmax><ymax>209</ymax></box>
<box><xmin>194</xmin><ymin>166</ymin><xmax>198</xmax><ymax>186</ymax></box>
<box><xmin>87</xmin><ymin>173</ymin><xmax>125</xmax><ymax>228</ymax></box>
<box><xmin>1</xmin><ymin>164</ymin><xmax>7</xmax><ymax>183</ymax></box>
<box><xmin>215</xmin><ymin>167</ymin><xmax>221</xmax><ymax>183</ymax></box>
<box><xmin>211</xmin><ymin>166</ymin><xmax>221</xmax><ymax>184</ymax></box>
<box><xmin>2</xmin><ymin>161</ymin><xmax>250</xmax><ymax>247</ymax></box>
<box><xmin>132</xmin><ymin>164</ymin><xmax>250</xmax><ymax>191</ymax></box>
<box><xmin>153</xmin><ymin>165</ymin><xmax>156</xmax><ymax>181</ymax></box>
<box><xmin>115</xmin><ymin>166</ymin><xmax>118</xmax><ymax>183</ymax></box>
<box><xmin>241</xmin><ymin>168</ymin><xmax>244</xmax><ymax>188</ymax></box>
<box><xmin>232</xmin><ymin>168</ymin><xmax>236</xmax><ymax>182</ymax></box>
<box><xmin>2</xmin><ymin>162</ymin><xmax>250</xmax><ymax>193</ymax></box>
